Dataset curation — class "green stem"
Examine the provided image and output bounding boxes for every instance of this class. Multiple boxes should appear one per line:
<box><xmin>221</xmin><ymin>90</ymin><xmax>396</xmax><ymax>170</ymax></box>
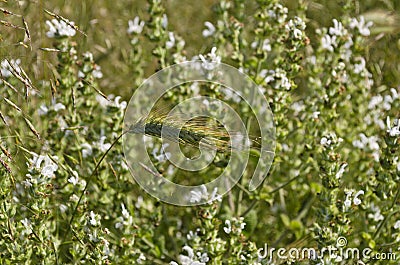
<box><xmin>63</xmin><ymin>131</ymin><xmax>127</xmax><ymax>242</ymax></box>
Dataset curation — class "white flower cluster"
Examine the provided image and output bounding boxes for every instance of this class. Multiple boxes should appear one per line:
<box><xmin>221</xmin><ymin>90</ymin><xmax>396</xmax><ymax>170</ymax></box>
<box><xmin>96</xmin><ymin>94</ymin><xmax>127</xmax><ymax>110</ymax></box>
<box><xmin>94</xmin><ymin>136</ymin><xmax>112</xmax><ymax>153</ymax></box>
<box><xmin>165</xmin><ymin>32</ymin><xmax>185</xmax><ymax>50</ymax></box>
<box><xmin>115</xmin><ymin>203</ymin><xmax>134</xmax><ymax>229</ymax></box>
<box><xmin>79</xmin><ymin>134</ymin><xmax>113</xmax><ymax>158</ymax></box>
<box><xmin>170</xmin><ymin>246</ymin><xmax>209</xmax><ymax>265</ymax></box>
<box><xmin>349</xmin><ymin>16</ymin><xmax>373</xmax><ymax>37</ymax></box>
<box><xmin>198</xmin><ymin>47</ymin><xmax>221</xmax><ymax>71</ymax></box>
<box><xmin>223</xmin><ymin>217</ymin><xmax>246</xmax><ymax>235</ymax></box>
<box><xmin>221</xmin><ymin>87</ymin><xmax>241</xmax><ymax>103</ymax></box>
<box><xmin>0</xmin><ymin>58</ymin><xmax>21</xmax><ymax>78</ymax></box>
<box><xmin>189</xmin><ymin>184</ymin><xmax>222</xmax><ymax>204</ymax></box>
<box><xmin>394</xmin><ymin>220</ymin><xmax>400</xmax><ymax>229</ymax></box>
<box><xmin>202</xmin><ymin>21</ymin><xmax>215</xmax><ymax>38</ymax></box>
<box><xmin>320</xmin><ymin>132</ymin><xmax>343</xmax><ymax>149</ymax></box>
<box><xmin>267</xmin><ymin>3</ymin><xmax>288</xmax><ymax>24</ymax></box>
<box><xmin>352</xmin><ymin>133</ymin><xmax>380</xmax><ymax>161</ymax></box>
<box><xmin>386</xmin><ymin>116</ymin><xmax>400</xmax><ymax>137</ymax></box>
<box><xmin>38</xmin><ymin>100</ymin><xmax>66</xmax><ymax>116</ymax></box>
<box><xmin>20</xmin><ymin>218</ymin><xmax>33</xmax><ymax>239</ymax></box>
<box><xmin>394</xmin><ymin>157</ymin><xmax>400</xmax><ymax>172</ymax></box>
<box><xmin>364</xmin><ymin>88</ymin><xmax>399</xmax><ymax>130</ymax></box>
<box><xmin>46</xmin><ymin>19</ymin><xmax>76</xmax><ymax>38</ymax></box>
<box><xmin>152</xmin><ymin>143</ymin><xmax>171</xmax><ymax>163</ymax></box>
<box><xmin>260</xmin><ymin>68</ymin><xmax>291</xmax><ymax>90</ymax></box>
<box><xmin>89</xmin><ymin>211</ymin><xmax>101</xmax><ymax>227</ymax></box>
<box><xmin>127</xmin><ymin>16</ymin><xmax>145</xmax><ymax>34</ymax></box>
<box><xmin>25</xmin><ymin>153</ymin><xmax>58</xmax><ymax>181</ymax></box>
<box><xmin>321</xmin><ymin>19</ymin><xmax>352</xmax><ymax>53</ymax></box>
<box><xmin>285</xmin><ymin>16</ymin><xmax>306</xmax><ymax>40</ymax></box>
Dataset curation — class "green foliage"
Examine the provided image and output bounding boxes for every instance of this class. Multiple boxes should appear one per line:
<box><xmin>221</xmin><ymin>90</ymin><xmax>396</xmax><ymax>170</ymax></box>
<box><xmin>1</xmin><ymin>0</ymin><xmax>400</xmax><ymax>264</ymax></box>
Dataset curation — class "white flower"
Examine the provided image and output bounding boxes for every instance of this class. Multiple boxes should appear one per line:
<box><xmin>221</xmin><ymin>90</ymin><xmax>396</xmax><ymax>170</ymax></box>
<box><xmin>67</xmin><ymin>171</ymin><xmax>79</xmax><ymax>185</ymax></box>
<box><xmin>394</xmin><ymin>220</ymin><xmax>400</xmax><ymax>229</ymax></box>
<box><xmin>291</xmin><ymin>101</ymin><xmax>305</xmax><ymax>115</ymax></box>
<box><xmin>46</xmin><ymin>18</ymin><xmax>76</xmax><ymax>38</ymax></box>
<box><xmin>349</xmin><ymin>16</ymin><xmax>373</xmax><ymax>36</ymax></box>
<box><xmin>135</xmin><ymin>196</ymin><xmax>143</xmax><ymax>209</ymax></box>
<box><xmin>262</xmin><ymin>39</ymin><xmax>271</xmax><ymax>52</ymax></box>
<box><xmin>127</xmin><ymin>16</ymin><xmax>145</xmax><ymax>34</ymax></box>
<box><xmin>397</xmin><ymin>157</ymin><xmax>400</xmax><ymax>172</ymax></box>
<box><xmin>197</xmin><ymin>252</ymin><xmax>209</xmax><ymax>263</ymax></box>
<box><xmin>329</xmin><ymin>19</ymin><xmax>346</xmax><ymax>36</ymax></box>
<box><xmin>20</xmin><ymin>218</ymin><xmax>32</xmax><ymax>238</ymax></box>
<box><xmin>162</xmin><ymin>14</ymin><xmax>168</xmax><ymax>29</ymax></box>
<box><xmin>96</xmin><ymin>94</ymin><xmax>126</xmax><ymax>110</ymax></box>
<box><xmin>88</xmin><ymin>230</ymin><xmax>99</xmax><ymax>242</ymax></box>
<box><xmin>320</xmin><ymin>137</ymin><xmax>331</xmax><ymax>147</ymax></box>
<box><xmin>28</xmin><ymin>154</ymin><xmax>58</xmax><ymax>178</ymax></box>
<box><xmin>96</xmin><ymin>136</ymin><xmax>112</xmax><ymax>152</ymax></box>
<box><xmin>38</xmin><ymin>105</ymin><xmax>49</xmax><ymax>116</ymax></box>
<box><xmin>353</xmin><ymin>190</ymin><xmax>364</xmax><ymax>205</ymax></box>
<box><xmin>1</xmin><ymin>58</ymin><xmax>21</xmax><ymax>78</ymax></box>
<box><xmin>383</xmin><ymin>95</ymin><xmax>393</xmax><ymax>110</ymax></box>
<box><xmin>224</xmin><ymin>220</ymin><xmax>232</xmax><ymax>234</ymax></box>
<box><xmin>89</xmin><ymin>211</ymin><xmax>100</xmax><ymax>226</ymax></box>
<box><xmin>202</xmin><ymin>21</ymin><xmax>216</xmax><ymax>37</ymax></box>
<box><xmin>222</xmin><ymin>88</ymin><xmax>241</xmax><ymax>103</ymax></box>
<box><xmin>70</xmin><ymin>194</ymin><xmax>79</xmax><ymax>202</ymax></box>
<box><xmin>353</xmin><ymin>57</ymin><xmax>366</xmax><ymax>74</ymax></box>
<box><xmin>38</xmin><ymin>101</ymin><xmax>66</xmax><ymax>116</ymax></box>
<box><xmin>199</xmin><ymin>47</ymin><xmax>221</xmax><ymax>70</ymax></box>
<box><xmin>53</xmin><ymin>103</ymin><xmax>66</xmax><ymax>111</ymax></box>
<box><xmin>121</xmin><ymin>203</ymin><xmax>130</xmax><ymax>219</ymax></box>
<box><xmin>81</xmin><ymin>143</ymin><xmax>93</xmax><ymax>158</ymax></box>
<box><xmin>353</xmin><ymin>133</ymin><xmax>379</xmax><ymax>150</ymax></box>
<box><xmin>259</xmin><ymin>69</ymin><xmax>275</xmax><ymax>84</ymax></box>
<box><xmin>115</xmin><ymin>203</ymin><xmax>133</xmax><ymax>229</ymax></box>
<box><xmin>113</xmin><ymin>96</ymin><xmax>127</xmax><ymax>110</ymax></box>
<box><xmin>137</xmin><ymin>253</ymin><xmax>146</xmax><ymax>264</ymax></box>
<box><xmin>293</xmin><ymin>28</ymin><xmax>303</xmax><ymax>39</ymax></box>
<box><xmin>92</xmin><ymin>65</ymin><xmax>103</xmax><ymax>79</ymax></box>
<box><xmin>189</xmin><ymin>185</ymin><xmax>221</xmax><ymax>204</ymax></box>
<box><xmin>321</xmin><ymin>34</ymin><xmax>336</xmax><ymax>52</ymax></box>
<box><xmin>280</xmin><ymin>76</ymin><xmax>291</xmax><ymax>90</ymax></box>
<box><xmin>390</xmin><ymin>88</ymin><xmax>399</xmax><ymax>100</ymax></box>
<box><xmin>166</xmin><ymin>32</ymin><xmax>176</xmax><ymax>49</ymax></box>
<box><xmin>386</xmin><ymin>116</ymin><xmax>400</xmax><ymax>137</ymax></box>
<box><xmin>186</xmin><ymin>229</ymin><xmax>200</xmax><ymax>240</ymax></box>
<box><xmin>189</xmin><ymin>185</ymin><xmax>208</xmax><ymax>203</ymax></box>
<box><xmin>178</xmin><ymin>246</ymin><xmax>207</xmax><ymax>265</ymax></box>
<box><xmin>368</xmin><ymin>95</ymin><xmax>383</xmax><ymax>109</ymax></box>
<box><xmin>210</xmin><ymin>187</ymin><xmax>222</xmax><ymax>202</ymax></box>
<box><xmin>59</xmin><ymin>204</ymin><xmax>68</xmax><ymax>213</ymax></box>
<box><xmin>312</xmin><ymin>111</ymin><xmax>320</xmax><ymax>119</ymax></box>
<box><xmin>152</xmin><ymin>143</ymin><xmax>171</xmax><ymax>162</ymax></box>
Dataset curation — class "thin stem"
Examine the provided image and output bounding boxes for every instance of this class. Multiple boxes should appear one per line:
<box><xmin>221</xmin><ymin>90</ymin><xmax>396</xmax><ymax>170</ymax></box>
<box><xmin>63</xmin><ymin>131</ymin><xmax>127</xmax><ymax>242</ymax></box>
